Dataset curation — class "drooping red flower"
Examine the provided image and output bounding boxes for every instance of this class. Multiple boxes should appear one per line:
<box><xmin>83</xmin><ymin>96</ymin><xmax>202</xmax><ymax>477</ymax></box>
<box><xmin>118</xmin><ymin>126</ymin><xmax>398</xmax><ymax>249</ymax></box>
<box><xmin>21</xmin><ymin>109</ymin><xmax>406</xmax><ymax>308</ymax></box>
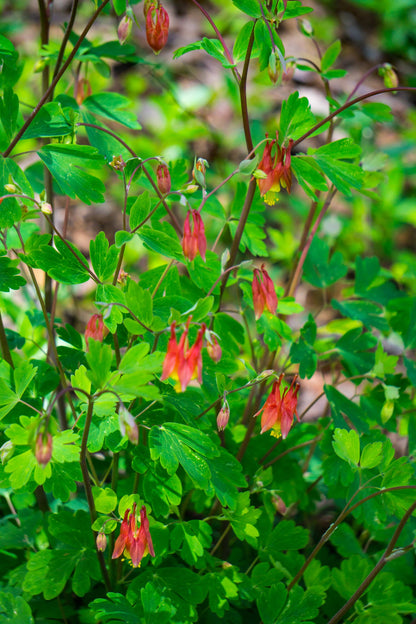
<box><xmin>254</xmin><ymin>374</ymin><xmax>300</xmax><ymax>439</ymax></box>
<box><xmin>145</xmin><ymin>2</ymin><xmax>169</xmax><ymax>54</ymax></box>
<box><xmin>85</xmin><ymin>314</ymin><xmax>105</xmax><ymax>345</ymax></box>
<box><xmin>161</xmin><ymin>318</ymin><xmax>206</xmax><ymax>392</ymax></box>
<box><xmin>252</xmin><ymin>264</ymin><xmax>278</xmax><ymax>320</ymax></box>
<box><xmin>182</xmin><ymin>210</ymin><xmax>206</xmax><ymax>262</ymax></box>
<box><xmin>112</xmin><ymin>504</ymin><xmax>155</xmax><ymax>568</ymax></box>
<box><xmin>255</xmin><ymin>134</ymin><xmax>293</xmax><ymax>206</ymax></box>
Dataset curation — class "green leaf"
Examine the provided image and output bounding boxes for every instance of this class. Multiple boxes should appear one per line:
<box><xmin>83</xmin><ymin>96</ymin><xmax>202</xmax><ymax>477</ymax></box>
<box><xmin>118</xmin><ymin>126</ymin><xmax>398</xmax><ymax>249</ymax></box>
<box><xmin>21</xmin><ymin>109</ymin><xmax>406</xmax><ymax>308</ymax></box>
<box><xmin>206</xmin><ymin>448</ymin><xmax>246</xmax><ymax>510</ymax></box>
<box><xmin>0</xmin><ymin>591</ymin><xmax>34</xmax><ymax>623</ymax></box>
<box><xmin>92</xmin><ymin>486</ymin><xmax>118</xmax><ymax>513</ymax></box>
<box><xmin>142</xmin><ymin>464</ymin><xmax>182</xmax><ymax>517</ymax></box>
<box><xmin>32</xmin><ymin>236</ymin><xmax>90</xmax><ymax>285</ymax></box>
<box><xmin>137</xmin><ymin>226</ymin><xmax>184</xmax><ymax>261</ymax></box>
<box><xmin>257</xmin><ymin>583</ymin><xmax>287</xmax><ymax>624</ymax></box>
<box><xmin>82</xmin><ymin>92</ymin><xmax>141</xmax><ymax>129</ymax></box>
<box><xmin>0</xmin><ymin>158</ymin><xmax>33</xmax><ymax>227</ymax></box>
<box><xmin>332</xmin><ymin>299</ymin><xmax>389</xmax><ymax>332</ymax></box>
<box><xmin>332</xmin><ymin>428</ymin><xmax>360</xmax><ymax>467</ymax></box>
<box><xmin>321</xmin><ymin>39</ymin><xmax>341</xmax><ymax>72</ymax></box>
<box><xmin>90</xmin><ymin>231</ymin><xmax>119</xmax><ymax>282</ymax></box>
<box><xmin>232</xmin><ymin>0</ymin><xmax>262</xmax><ymax>17</ymax></box>
<box><xmin>173</xmin><ymin>40</ymin><xmax>204</xmax><ymax>60</ymax></box>
<box><xmin>360</xmin><ymin>442</ymin><xmax>383</xmax><ymax>469</ymax></box>
<box><xmin>223</xmin><ymin>492</ymin><xmax>261</xmax><ymax>547</ymax></box>
<box><xmin>325</xmin><ymin>385</ymin><xmax>368</xmax><ymax>431</ymax></box>
<box><xmin>354</xmin><ymin>256</ymin><xmax>380</xmax><ymax>296</ymax></box>
<box><xmin>118</xmin><ymin>343</ymin><xmax>150</xmax><ymax>374</ymax></box>
<box><xmin>125</xmin><ymin>280</ymin><xmax>153</xmax><ymax>328</ymax></box>
<box><xmin>310</xmin><ymin>139</ymin><xmax>364</xmax><ymax>196</ymax></box>
<box><xmin>0</xmin><ymin>87</ymin><xmax>19</xmax><ymax>141</ymax></box>
<box><xmin>279</xmin><ymin>92</ymin><xmax>317</xmax><ymax>142</ymax></box>
<box><xmin>22</xmin><ymin>101</ymin><xmax>72</xmax><ymax>139</ymax></box>
<box><xmin>149</xmin><ymin>423</ymin><xmax>219</xmax><ymax>490</ymax></box>
<box><xmin>289</xmin><ymin>339</ymin><xmax>316</xmax><ymax>379</ymax></box>
<box><xmin>291</xmin><ymin>156</ymin><xmax>328</xmax><ymax>200</ymax></box>
<box><xmin>200</xmin><ymin>38</ymin><xmax>234</xmax><ymax>68</ymax></box>
<box><xmin>336</xmin><ymin>328</ymin><xmax>377</xmax><ymax>377</ymax></box>
<box><xmin>37</xmin><ymin>144</ymin><xmax>106</xmax><ymax>204</ymax></box>
<box><xmin>130</xmin><ymin>192</ymin><xmax>151</xmax><ymax>230</ymax></box>
<box><xmin>282</xmin><ymin>1</ymin><xmax>313</xmax><ymax>19</ymax></box>
<box><xmin>141</xmin><ymin>583</ymin><xmax>177</xmax><ymax>624</ymax></box>
<box><xmin>276</xmin><ymin>585</ymin><xmax>325</xmax><ymax>623</ymax></box>
<box><xmin>112</xmin><ymin>0</ymin><xmax>127</xmax><ymax>15</ymax></box>
<box><xmin>233</xmin><ymin>21</ymin><xmax>256</xmax><ymax>63</ymax></box>
<box><xmin>266</xmin><ymin>519</ymin><xmax>310</xmax><ymax>552</ymax></box>
<box><xmin>86</xmin><ymin>340</ymin><xmax>113</xmax><ymax>389</ymax></box>
<box><xmin>0</xmin><ymin>253</ymin><xmax>26</xmax><ymax>291</ymax></box>
<box><xmin>303</xmin><ymin>237</ymin><xmax>347</xmax><ymax>288</ymax></box>
<box><xmin>171</xmin><ymin>520</ymin><xmax>212</xmax><ymax>565</ymax></box>
<box><xmin>90</xmin><ymin>593</ymin><xmax>141</xmax><ymax>624</ymax></box>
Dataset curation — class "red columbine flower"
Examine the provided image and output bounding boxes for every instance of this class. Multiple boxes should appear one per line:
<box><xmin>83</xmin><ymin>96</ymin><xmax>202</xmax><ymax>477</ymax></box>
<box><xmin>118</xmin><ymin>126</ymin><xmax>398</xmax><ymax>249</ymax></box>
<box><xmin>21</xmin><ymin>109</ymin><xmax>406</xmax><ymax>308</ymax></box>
<box><xmin>85</xmin><ymin>314</ymin><xmax>105</xmax><ymax>346</ymax></box>
<box><xmin>156</xmin><ymin>161</ymin><xmax>171</xmax><ymax>195</ymax></box>
<box><xmin>182</xmin><ymin>210</ymin><xmax>206</xmax><ymax>262</ymax></box>
<box><xmin>161</xmin><ymin>318</ymin><xmax>206</xmax><ymax>392</ymax></box>
<box><xmin>252</xmin><ymin>264</ymin><xmax>278</xmax><ymax>320</ymax></box>
<box><xmin>254</xmin><ymin>374</ymin><xmax>300</xmax><ymax>439</ymax></box>
<box><xmin>112</xmin><ymin>504</ymin><xmax>155</xmax><ymax>568</ymax></box>
<box><xmin>145</xmin><ymin>2</ymin><xmax>169</xmax><ymax>54</ymax></box>
<box><xmin>255</xmin><ymin>134</ymin><xmax>293</xmax><ymax>206</ymax></box>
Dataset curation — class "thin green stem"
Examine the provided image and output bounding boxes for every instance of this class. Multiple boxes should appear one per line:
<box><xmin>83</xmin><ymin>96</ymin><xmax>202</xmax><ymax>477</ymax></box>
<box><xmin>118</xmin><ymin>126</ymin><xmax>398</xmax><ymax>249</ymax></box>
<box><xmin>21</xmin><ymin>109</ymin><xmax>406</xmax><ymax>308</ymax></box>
<box><xmin>80</xmin><ymin>399</ymin><xmax>112</xmax><ymax>591</ymax></box>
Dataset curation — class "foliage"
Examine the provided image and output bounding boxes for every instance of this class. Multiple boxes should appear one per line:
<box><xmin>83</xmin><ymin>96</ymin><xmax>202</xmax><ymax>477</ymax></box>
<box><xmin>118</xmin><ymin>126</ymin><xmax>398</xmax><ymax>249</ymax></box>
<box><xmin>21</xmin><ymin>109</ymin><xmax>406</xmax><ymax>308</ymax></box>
<box><xmin>0</xmin><ymin>0</ymin><xmax>415</xmax><ymax>623</ymax></box>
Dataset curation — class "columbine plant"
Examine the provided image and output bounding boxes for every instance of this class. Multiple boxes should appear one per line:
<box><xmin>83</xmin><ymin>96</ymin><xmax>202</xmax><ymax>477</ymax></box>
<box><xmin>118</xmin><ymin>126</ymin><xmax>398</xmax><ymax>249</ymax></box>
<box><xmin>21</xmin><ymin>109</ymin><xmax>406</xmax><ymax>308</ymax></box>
<box><xmin>0</xmin><ymin>0</ymin><xmax>415</xmax><ymax>622</ymax></box>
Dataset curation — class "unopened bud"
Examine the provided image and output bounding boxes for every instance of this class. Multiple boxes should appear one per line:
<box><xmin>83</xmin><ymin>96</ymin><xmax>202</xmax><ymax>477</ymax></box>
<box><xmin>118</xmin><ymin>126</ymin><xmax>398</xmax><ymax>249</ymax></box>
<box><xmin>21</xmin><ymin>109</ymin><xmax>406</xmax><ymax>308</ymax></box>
<box><xmin>182</xmin><ymin>183</ymin><xmax>199</xmax><ymax>194</ymax></box>
<box><xmin>143</xmin><ymin>0</ymin><xmax>153</xmax><ymax>15</ymax></box>
<box><xmin>207</xmin><ymin>334</ymin><xmax>222</xmax><ymax>363</ymax></box>
<box><xmin>282</xmin><ymin>60</ymin><xmax>296</xmax><ymax>83</ymax></box>
<box><xmin>156</xmin><ymin>161</ymin><xmax>171</xmax><ymax>195</ymax></box>
<box><xmin>217</xmin><ymin>401</ymin><xmax>230</xmax><ymax>432</ymax></box>
<box><xmin>146</xmin><ymin>2</ymin><xmax>169</xmax><ymax>55</ymax></box>
<box><xmin>272</xmin><ymin>495</ymin><xmax>287</xmax><ymax>516</ymax></box>
<box><xmin>35</xmin><ymin>432</ymin><xmax>53</xmax><ymax>467</ymax></box>
<box><xmin>118</xmin><ymin>15</ymin><xmax>132</xmax><ymax>45</ymax></box>
<box><xmin>298</xmin><ymin>18</ymin><xmax>314</xmax><ymax>37</ymax></box>
<box><xmin>4</xmin><ymin>184</ymin><xmax>17</xmax><ymax>194</ymax></box>
<box><xmin>0</xmin><ymin>440</ymin><xmax>14</xmax><ymax>465</ymax></box>
<box><xmin>192</xmin><ymin>158</ymin><xmax>209</xmax><ymax>188</ymax></box>
<box><xmin>117</xmin><ymin>269</ymin><xmax>129</xmax><ymax>284</ymax></box>
<box><xmin>40</xmin><ymin>202</ymin><xmax>53</xmax><ymax>215</ymax></box>
<box><xmin>381</xmin><ymin>399</ymin><xmax>394</xmax><ymax>424</ymax></box>
<box><xmin>96</xmin><ymin>532</ymin><xmax>107</xmax><ymax>552</ymax></box>
<box><xmin>119</xmin><ymin>405</ymin><xmax>139</xmax><ymax>445</ymax></box>
<box><xmin>379</xmin><ymin>63</ymin><xmax>399</xmax><ymax>89</ymax></box>
<box><xmin>268</xmin><ymin>50</ymin><xmax>282</xmax><ymax>85</ymax></box>
<box><xmin>85</xmin><ymin>314</ymin><xmax>106</xmax><ymax>346</ymax></box>
<box><xmin>109</xmin><ymin>155</ymin><xmax>126</xmax><ymax>171</ymax></box>
<box><xmin>75</xmin><ymin>78</ymin><xmax>92</xmax><ymax>105</ymax></box>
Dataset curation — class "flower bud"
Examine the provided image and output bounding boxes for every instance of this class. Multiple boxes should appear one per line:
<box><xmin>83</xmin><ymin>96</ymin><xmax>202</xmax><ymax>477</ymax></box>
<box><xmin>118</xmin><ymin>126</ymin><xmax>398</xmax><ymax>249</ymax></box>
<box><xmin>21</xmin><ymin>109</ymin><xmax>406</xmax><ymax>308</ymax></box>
<box><xmin>207</xmin><ymin>335</ymin><xmax>222</xmax><ymax>363</ymax></box>
<box><xmin>109</xmin><ymin>155</ymin><xmax>126</xmax><ymax>171</ymax></box>
<box><xmin>379</xmin><ymin>63</ymin><xmax>399</xmax><ymax>89</ymax></box>
<box><xmin>268</xmin><ymin>50</ymin><xmax>282</xmax><ymax>85</ymax></box>
<box><xmin>96</xmin><ymin>532</ymin><xmax>107</xmax><ymax>552</ymax></box>
<box><xmin>119</xmin><ymin>405</ymin><xmax>139</xmax><ymax>445</ymax></box>
<box><xmin>4</xmin><ymin>184</ymin><xmax>17</xmax><ymax>193</ymax></box>
<box><xmin>217</xmin><ymin>401</ymin><xmax>230</xmax><ymax>432</ymax></box>
<box><xmin>85</xmin><ymin>314</ymin><xmax>106</xmax><ymax>346</ymax></box>
<box><xmin>35</xmin><ymin>432</ymin><xmax>53</xmax><ymax>467</ymax></box>
<box><xmin>146</xmin><ymin>2</ymin><xmax>169</xmax><ymax>55</ymax></box>
<box><xmin>75</xmin><ymin>78</ymin><xmax>92</xmax><ymax>105</ymax></box>
<box><xmin>381</xmin><ymin>399</ymin><xmax>394</xmax><ymax>424</ymax></box>
<box><xmin>40</xmin><ymin>202</ymin><xmax>53</xmax><ymax>215</ymax></box>
<box><xmin>143</xmin><ymin>0</ymin><xmax>153</xmax><ymax>15</ymax></box>
<box><xmin>0</xmin><ymin>440</ymin><xmax>14</xmax><ymax>465</ymax></box>
<box><xmin>118</xmin><ymin>15</ymin><xmax>132</xmax><ymax>45</ymax></box>
<box><xmin>298</xmin><ymin>18</ymin><xmax>314</xmax><ymax>37</ymax></box>
<box><xmin>156</xmin><ymin>161</ymin><xmax>171</xmax><ymax>195</ymax></box>
<box><xmin>192</xmin><ymin>158</ymin><xmax>209</xmax><ymax>189</ymax></box>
